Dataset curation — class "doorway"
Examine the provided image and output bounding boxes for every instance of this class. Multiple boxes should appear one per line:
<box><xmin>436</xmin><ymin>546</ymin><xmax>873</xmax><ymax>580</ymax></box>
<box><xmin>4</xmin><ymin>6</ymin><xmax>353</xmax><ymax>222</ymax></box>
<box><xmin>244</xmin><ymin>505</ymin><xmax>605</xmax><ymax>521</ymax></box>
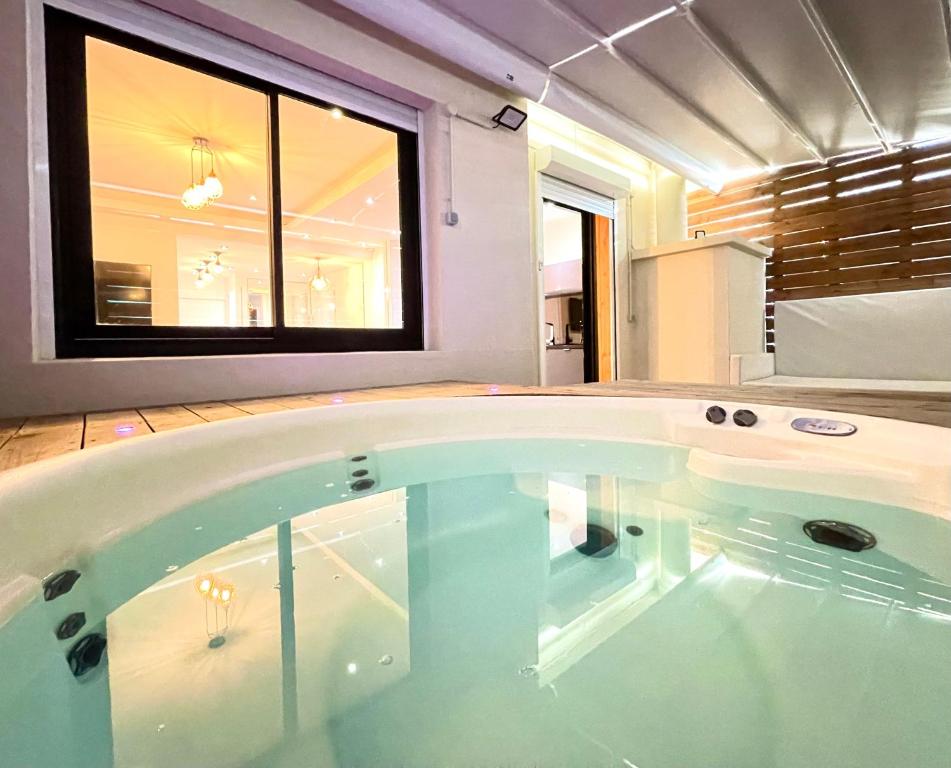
<box><xmin>541</xmin><ymin>199</ymin><xmax>614</xmax><ymax>385</ymax></box>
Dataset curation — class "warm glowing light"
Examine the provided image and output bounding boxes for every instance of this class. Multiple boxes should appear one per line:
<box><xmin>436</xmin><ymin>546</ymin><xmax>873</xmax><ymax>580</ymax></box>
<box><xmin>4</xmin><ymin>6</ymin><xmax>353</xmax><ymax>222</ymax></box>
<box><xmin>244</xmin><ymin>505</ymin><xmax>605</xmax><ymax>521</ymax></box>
<box><xmin>218</xmin><ymin>586</ymin><xmax>234</xmax><ymax>605</ymax></box>
<box><xmin>182</xmin><ymin>138</ymin><xmax>222</xmax><ymax>210</ymax></box>
<box><xmin>365</xmin><ymin>196</ymin><xmax>375</xmax><ymax>206</ymax></box>
<box><xmin>346</xmin><ymin>662</ymin><xmax>358</xmax><ymax>674</ymax></box>
<box><xmin>181</xmin><ymin>184</ymin><xmax>207</xmax><ymax>210</ymax></box>
<box><xmin>196</xmin><ymin>576</ymin><xmax>213</xmax><ymax>595</ymax></box>
<box><xmin>330</xmin><ymin>107</ymin><xmax>343</xmax><ymax>119</ymax></box>
<box><xmin>210</xmin><ymin>586</ymin><xmax>221</xmax><ymax>600</ymax></box>
<box><xmin>311</xmin><ymin>274</ymin><xmax>329</xmax><ymax>291</ymax></box>
<box><xmin>202</xmin><ymin>170</ymin><xmax>223</xmax><ymax>200</ymax></box>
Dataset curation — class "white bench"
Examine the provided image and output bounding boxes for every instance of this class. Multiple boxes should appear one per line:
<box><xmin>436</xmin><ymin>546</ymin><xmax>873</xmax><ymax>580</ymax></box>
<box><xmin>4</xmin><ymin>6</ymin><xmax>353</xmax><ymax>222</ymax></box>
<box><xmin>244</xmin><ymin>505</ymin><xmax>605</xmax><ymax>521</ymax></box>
<box><xmin>731</xmin><ymin>287</ymin><xmax>951</xmax><ymax>392</ymax></box>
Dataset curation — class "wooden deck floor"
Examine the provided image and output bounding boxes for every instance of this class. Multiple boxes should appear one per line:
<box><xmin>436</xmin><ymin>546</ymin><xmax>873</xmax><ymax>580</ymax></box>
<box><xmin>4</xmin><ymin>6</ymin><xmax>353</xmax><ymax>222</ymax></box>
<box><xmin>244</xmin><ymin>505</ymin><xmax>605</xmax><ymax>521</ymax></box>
<box><xmin>0</xmin><ymin>380</ymin><xmax>947</xmax><ymax>474</ymax></box>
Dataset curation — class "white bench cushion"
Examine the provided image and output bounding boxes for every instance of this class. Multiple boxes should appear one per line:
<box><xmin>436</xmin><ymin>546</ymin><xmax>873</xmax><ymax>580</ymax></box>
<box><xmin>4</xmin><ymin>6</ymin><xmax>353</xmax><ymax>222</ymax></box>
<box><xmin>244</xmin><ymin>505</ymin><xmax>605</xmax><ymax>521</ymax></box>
<box><xmin>774</xmin><ymin>288</ymin><xmax>951</xmax><ymax>380</ymax></box>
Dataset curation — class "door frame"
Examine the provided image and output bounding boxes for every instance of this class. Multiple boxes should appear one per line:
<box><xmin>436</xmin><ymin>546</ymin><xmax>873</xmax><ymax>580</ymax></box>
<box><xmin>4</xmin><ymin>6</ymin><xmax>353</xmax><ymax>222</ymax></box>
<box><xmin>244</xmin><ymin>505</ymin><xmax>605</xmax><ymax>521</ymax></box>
<box><xmin>539</xmin><ymin>198</ymin><xmax>609</xmax><ymax>384</ymax></box>
<box><xmin>533</xmin><ymin>166</ymin><xmax>622</xmax><ymax>386</ymax></box>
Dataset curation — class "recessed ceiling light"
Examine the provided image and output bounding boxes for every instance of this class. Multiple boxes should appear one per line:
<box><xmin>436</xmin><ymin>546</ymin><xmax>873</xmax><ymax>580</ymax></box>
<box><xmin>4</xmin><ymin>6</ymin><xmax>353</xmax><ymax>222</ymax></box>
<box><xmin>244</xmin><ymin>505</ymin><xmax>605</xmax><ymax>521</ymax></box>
<box><xmin>249</xmin><ymin>194</ymin><xmax>257</xmax><ymax>201</ymax></box>
<box><xmin>330</xmin><ymin>108</ymin><xmax>343</xmax><ymax>120</ymax></box>
<box><xmin>365</xmin><ymin>196</ymin><xmax>375</xmax><ymax>206</ymax></box>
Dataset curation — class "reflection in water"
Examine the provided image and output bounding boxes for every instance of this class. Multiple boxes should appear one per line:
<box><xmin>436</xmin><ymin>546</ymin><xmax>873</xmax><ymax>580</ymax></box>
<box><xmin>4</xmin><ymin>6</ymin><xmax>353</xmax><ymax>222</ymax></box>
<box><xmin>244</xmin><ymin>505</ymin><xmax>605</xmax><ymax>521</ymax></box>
<box><xmin>97</xmin><ymin>459</ymin><xmax>951</xmax><ymax>768</ymax></box>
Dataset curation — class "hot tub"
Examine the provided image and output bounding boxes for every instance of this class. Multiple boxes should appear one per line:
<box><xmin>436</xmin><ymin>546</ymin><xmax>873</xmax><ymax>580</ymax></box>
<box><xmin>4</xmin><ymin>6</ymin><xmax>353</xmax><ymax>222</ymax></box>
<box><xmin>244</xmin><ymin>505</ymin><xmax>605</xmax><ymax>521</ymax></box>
<box><xmin>1</xmin><ymin>396</ymin><xmax>949</xmax><ymax>767</ymax></box>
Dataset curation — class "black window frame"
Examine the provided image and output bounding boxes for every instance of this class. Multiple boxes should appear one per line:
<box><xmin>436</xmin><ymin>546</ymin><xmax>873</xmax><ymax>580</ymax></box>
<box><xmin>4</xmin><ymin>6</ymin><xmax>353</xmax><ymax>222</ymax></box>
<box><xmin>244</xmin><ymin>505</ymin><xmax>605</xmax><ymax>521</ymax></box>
<box><xmin>44</xmin><ymin>7</ymin><xmax>423</xmax><ymax>358</ymax></box>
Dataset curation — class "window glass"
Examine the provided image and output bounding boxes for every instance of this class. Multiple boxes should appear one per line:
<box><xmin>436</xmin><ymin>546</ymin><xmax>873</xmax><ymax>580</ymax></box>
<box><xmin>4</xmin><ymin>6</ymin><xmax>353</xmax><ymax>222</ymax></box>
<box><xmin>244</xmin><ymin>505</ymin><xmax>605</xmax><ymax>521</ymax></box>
<box><xmin>278</xmin><ymin>95</ymin><xmax>403</xmax><ymax>329</ymax></box>
<box><xmin>85</xmin><ymin>38</ymin><xmax>273</xmax><ymax>327</ymax></box>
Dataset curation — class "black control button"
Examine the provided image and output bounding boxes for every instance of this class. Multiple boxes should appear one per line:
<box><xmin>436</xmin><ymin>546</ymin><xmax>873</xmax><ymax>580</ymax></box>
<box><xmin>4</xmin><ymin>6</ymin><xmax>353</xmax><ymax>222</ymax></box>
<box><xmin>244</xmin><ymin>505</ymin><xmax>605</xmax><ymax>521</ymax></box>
<box><xmin>55</xmin><ymin>612</ymin><xmax>87</xmax><ymax>641</ymax></box>
<box><xmin>705</xmin><ymin>405</ymin><xmax>727</xmax><ymax>424</ymax></box>
<box><xmin>43</xmin><ymin>570</ymin><xmax>81</xmax><ymax>602</ymax></box>
<box><xmin>733</xmin><ymin>409</ymin><xmax>758</xmax><ymax>427</ymax></box>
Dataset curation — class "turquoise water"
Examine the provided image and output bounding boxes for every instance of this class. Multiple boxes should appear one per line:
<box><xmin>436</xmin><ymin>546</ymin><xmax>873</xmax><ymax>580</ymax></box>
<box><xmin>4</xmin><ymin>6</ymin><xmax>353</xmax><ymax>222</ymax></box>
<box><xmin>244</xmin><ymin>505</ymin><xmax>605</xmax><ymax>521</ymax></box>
<box><xmin>2</xmin><ymin>439</ymin><xmax>950</xmax><ymax>767</ymax></box>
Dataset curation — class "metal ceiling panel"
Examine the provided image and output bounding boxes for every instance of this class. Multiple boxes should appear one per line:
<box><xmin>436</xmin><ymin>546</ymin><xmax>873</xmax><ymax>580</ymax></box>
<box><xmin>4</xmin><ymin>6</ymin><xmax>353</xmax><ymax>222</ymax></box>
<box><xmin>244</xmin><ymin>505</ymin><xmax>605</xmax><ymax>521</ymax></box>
<box><xmin>431</xmin><ymin>0</ymin><xmax>593</xmax><ymax>66</ymax></box>
<box><xmin>816</xmin><ymin>0</ymin><xmax>951</xmax><ymax>144</ymax></box>
<box><xmin>696</xmin><ymin>0</ymin><xmax>878</xmax><ymax>156</ymax></box>
<box><xmin>555</xmin><ymin>0</ymin><xmax>673</xmax><ymax>37</ymax></box>
<box><xmin>611</xmin><ymin>12</ymin><xmax>813</xmax><ymax>166</ymax></box>
<box><xmin>555</xmin><ymin>47</ymin><xmax>757</xmax><ymax>174</ymax></box>
<box><xmin>333</xmin><ymin>0</ymin><xmax>951</xmax><ymax>179</ymax></box>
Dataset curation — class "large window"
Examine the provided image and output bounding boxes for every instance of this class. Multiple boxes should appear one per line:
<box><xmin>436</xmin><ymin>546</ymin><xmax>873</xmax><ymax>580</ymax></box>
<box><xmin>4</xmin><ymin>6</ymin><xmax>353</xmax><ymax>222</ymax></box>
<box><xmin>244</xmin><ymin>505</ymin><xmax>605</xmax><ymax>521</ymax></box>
<box><xmin>44</xmin><ymin>8</ymin><xmax>422</xmax><ymax>357</ymax></box>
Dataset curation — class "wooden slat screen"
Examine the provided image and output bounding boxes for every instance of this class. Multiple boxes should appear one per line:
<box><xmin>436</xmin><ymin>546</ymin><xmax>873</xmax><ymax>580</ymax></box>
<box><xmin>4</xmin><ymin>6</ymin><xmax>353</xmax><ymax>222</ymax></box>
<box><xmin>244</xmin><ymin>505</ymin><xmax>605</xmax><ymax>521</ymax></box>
<box><xmin>687</xmin><ymin>142</ymin><xmax>951</xmax><ymax>351</ymax></box>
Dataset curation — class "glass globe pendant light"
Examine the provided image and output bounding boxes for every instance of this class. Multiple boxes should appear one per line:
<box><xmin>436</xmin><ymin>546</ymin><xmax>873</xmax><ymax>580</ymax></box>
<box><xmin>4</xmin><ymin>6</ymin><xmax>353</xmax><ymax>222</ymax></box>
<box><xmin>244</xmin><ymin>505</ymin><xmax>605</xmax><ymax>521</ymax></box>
<box><xmin>203</xmin><ymin>168</ymin><xmax>224</xmax><ymax>201</ymax></box>
<box><xmin>310</xmin><ymin>259</ymin><xmax>330</xmax><ymax>291</ymax></box>
<box><xmin>182</xmin><ymin>138</ymin><xmax>209</xmax><ymax>210</ymax></box>
<box><xmin>182</xmin><ymin>183</ymin><xmax>206</xmax><ymax>210</ymax></box>
<box><xmin>181</xmin><ymin>137</ymin><xmax>223</xmax><ymax>210</ymax></box>
<box><xmin>198</xmin><ymin>137</ymin><xmax>223</xmax><ymax>201</ymax></box>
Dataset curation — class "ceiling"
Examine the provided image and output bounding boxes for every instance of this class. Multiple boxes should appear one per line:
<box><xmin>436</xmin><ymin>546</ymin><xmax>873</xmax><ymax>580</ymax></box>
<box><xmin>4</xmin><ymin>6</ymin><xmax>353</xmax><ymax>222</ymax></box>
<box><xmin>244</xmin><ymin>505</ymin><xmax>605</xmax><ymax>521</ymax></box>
<box><xmin>355</xmin><ymin>0</ymin><xmax>951</xmax><ymax>182</ymax></box>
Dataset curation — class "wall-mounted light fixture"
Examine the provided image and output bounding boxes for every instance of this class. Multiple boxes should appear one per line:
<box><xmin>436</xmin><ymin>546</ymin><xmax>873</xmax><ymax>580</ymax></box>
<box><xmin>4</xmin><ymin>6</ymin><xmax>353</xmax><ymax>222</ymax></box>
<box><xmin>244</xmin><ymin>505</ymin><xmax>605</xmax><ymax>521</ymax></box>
<box><xmin>491</xmin><ymin>104</ymin><xmax>528</xmax><ymax>131</ymax></box>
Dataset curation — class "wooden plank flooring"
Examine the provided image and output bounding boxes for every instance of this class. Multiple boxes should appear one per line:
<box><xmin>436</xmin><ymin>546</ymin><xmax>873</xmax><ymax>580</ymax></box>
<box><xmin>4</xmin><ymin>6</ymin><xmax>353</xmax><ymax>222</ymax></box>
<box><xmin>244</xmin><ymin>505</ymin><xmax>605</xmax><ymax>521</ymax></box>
<box><xmin>0</xmin><ymin>419</ymin><xmax>25</xmax><ymax>453</ymax></box>
<box><xmin>183</xmin><ymin>402</ymin><xmax>246</xmax><ymax>422</ymax></box>
<box><xmin>139</xmin><ymin>405</ymin><xmax>205</xmax><ymax>432</ymax></box>
<box><xmin>0</xmin><ymin>414</ymin><xmax>85</xmax><ymax>471</ymax></box>
<box><xmin>0</xmin><ymin>380</ymin><xmax>947</xmax><ymax>474</ymax></box>
<box><xmin>84</xmin><ymin>410</ymin><xmax>152</xmax><ymax>448</ymax></box>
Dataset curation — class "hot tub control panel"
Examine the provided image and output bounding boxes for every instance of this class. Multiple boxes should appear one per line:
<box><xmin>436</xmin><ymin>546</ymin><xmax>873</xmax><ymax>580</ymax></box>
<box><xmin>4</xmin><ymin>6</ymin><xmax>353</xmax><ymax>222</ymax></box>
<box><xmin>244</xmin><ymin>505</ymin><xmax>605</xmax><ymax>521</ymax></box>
<box><xmin>791</xmin><ymin>417</ymin><xmax>858</xmax><ymax>436</ymax></box>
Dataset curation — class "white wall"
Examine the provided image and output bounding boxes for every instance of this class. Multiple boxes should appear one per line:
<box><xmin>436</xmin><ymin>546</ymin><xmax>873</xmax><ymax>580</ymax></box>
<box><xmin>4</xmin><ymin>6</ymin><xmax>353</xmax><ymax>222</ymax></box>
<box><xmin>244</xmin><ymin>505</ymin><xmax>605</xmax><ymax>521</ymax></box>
<box><xmin>0</xmin><ymin>0</ymin><xmax>536</xmax><ymax>417</ymax></box>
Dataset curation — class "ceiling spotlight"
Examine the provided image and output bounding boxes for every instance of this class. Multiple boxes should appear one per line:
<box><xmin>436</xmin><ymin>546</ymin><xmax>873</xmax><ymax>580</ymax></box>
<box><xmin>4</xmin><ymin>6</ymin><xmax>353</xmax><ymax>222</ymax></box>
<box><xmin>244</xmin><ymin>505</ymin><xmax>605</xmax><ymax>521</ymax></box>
<box><xmin>365</xmin><ymin>196</ymin><xmax>375</xmax><ymax>206</ymax></box>
<box><xmin>330</xmin><ymin>107</ymin><xmax>344</xmax><ymax>120</ymax></box>
<box><xmin>491</xmin><ymin>104</ymin><xmax>528</xmax><ymax>131</ymax></box>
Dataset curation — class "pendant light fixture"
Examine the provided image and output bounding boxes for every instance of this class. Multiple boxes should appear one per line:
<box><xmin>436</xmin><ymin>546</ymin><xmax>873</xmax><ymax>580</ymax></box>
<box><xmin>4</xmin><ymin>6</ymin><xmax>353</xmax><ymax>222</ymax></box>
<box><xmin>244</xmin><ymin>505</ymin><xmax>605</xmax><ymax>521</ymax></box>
<box><xmin>181</xmin><ymin>137</ymin><xmax>224</xmax><ymax>210</ymax></box>
<box><xmin>192</xmin><ymin>248</ymin><xmax>225</xmax><ymax>288</ymax></box>
<box><xmin>310</xmin><ymin>259</ymin><xmax>330</xmax><ymax>291</ymax></box>
<box><xmin>193</xmin><ymin>263</ymin><xmax>212</xmax><ymax>288</ymax></box>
